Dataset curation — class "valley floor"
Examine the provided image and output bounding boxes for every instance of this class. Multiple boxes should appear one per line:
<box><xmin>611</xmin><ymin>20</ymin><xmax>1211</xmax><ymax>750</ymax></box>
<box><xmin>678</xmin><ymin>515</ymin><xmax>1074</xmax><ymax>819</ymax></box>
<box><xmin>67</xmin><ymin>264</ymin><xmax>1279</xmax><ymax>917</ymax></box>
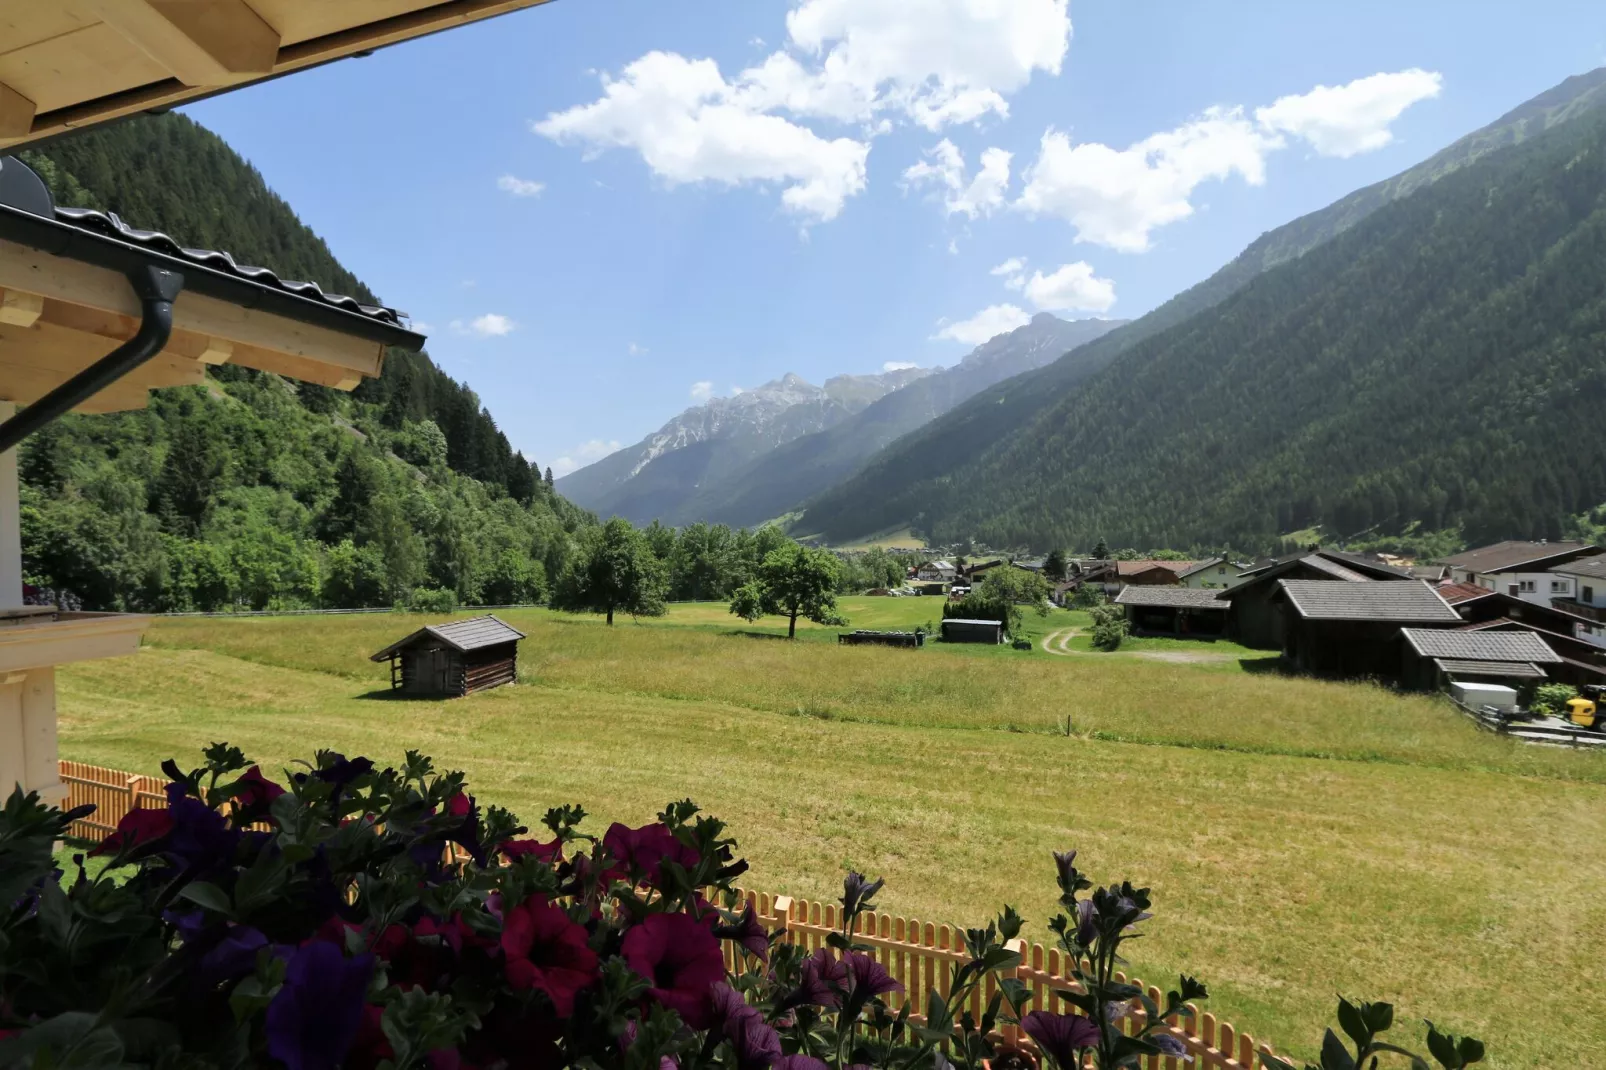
<box><xmin>56</xmin><ymin>598</ymin><xmax>1606</xmax><ymax>1069</ymax></box>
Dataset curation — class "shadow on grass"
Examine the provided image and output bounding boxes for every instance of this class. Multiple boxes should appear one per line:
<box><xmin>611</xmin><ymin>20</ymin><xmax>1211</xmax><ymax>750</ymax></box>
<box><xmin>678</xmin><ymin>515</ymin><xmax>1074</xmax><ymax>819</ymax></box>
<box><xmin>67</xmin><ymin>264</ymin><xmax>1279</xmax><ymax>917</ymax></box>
<box><xmin>355</xmin><ymin>688</ymin><xmax>452</xmax><ymax>701</ymax></box>
<box><xmin>721</xmin><ymin>629</ymin><xmax>795</xmax><ymax>642</ymax></box>
<box><xmin>1238</xmin><ymin>655</ymin><xmax>1295</xmax><ymax>675</ymax></box>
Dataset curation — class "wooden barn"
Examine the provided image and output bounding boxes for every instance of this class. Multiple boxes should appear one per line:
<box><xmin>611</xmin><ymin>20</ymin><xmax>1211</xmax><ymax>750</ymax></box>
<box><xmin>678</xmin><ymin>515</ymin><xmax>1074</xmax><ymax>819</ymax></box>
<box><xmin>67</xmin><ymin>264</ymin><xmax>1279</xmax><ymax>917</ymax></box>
<box><xmin>370</xmin><ymin>616</ymin><xmax>525</xmax><ymax>697</ymax></box>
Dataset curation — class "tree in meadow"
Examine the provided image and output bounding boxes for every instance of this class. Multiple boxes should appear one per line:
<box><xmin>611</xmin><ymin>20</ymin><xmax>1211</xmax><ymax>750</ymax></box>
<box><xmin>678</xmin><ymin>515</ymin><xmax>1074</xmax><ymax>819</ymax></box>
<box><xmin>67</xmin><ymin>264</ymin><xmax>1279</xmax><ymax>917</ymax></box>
<box><xmin>552</xmin><ymin>517</ymin><xmax>667</xmax><ymax>625</ymax></box>
<box><xmin>729</xmin><ymin>542</ymin><xmax>845</xmax><ymax>639</ymax></box>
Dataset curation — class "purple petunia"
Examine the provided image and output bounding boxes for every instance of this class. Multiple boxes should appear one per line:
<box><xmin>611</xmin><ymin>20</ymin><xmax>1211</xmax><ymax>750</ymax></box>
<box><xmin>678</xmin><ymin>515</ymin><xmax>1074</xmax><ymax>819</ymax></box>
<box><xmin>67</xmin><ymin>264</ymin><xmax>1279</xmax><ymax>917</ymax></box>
<box><xmin>1075</xmin><ymin>899</ymin><xmax>1098</xmax><ymax>946</ymax></box>
<box><xmin>846</xmin><ymin>952</ymin><xmax>902</xmax><ymax>1000</ymax></box>
<box><xmin>713</xmin><ymin>902</ymin><xmax>771</xmax><ymax>962</ymax></box>
<box><xmin>1021</xmin><ymin>1010</ymin><xmax>1101</xmax><ymax>1069</ymax></box>
<box><xmin>774</xmin><ymin>1058</ymin><xmax>830</xmax><ymax>1070</ymax></box>
<box><xmin>164</xmin><ymin>783</ymin><xmax>240</xmax><ymax>870</ymax></box>
<box><xmin>265</xmin><ymin>941</ymin><xmax>375</xmax><ymax>1070</ymax></box>
<box><xmin>198</xmin><ymin>924</ymin><xmax>268</xmax><ymax>985</ymax></box>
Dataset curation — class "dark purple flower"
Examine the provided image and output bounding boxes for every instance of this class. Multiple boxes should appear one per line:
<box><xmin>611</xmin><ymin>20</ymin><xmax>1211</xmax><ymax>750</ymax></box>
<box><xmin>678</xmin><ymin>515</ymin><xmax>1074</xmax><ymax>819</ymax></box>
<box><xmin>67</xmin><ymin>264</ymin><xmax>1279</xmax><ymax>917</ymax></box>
<box><xmin>89</xmin><ymin>806</ymin><xmax>173</xmax><ymax>857</ymax></box>
<box><xmin>445</xmin><ymin>792</ymin><xmax>487</xmax><ymax>865</ymax></box>
<box><xmin>602</xmin><ymin>822</ymin><xmax>700</xmax><ymax>888</ymax></box>
<box><xmin>784</xmin><ymin>947</ymin><xmax>847</xmax><ymax>1009</ymax></box>
<box><xmin>1053</xmin><ymin>850</ymin><xmax>1079</xmax><ymax>891</ymax></box>
<box><xmin>501</xmin><ymin>896</ymin><xmax>600</xmax><ymax>1016</ymax></box>
<box><xmin>1021</xmin><ymin>1010</ymin><xmax>1100</xmax><ymax>1069</ymax></box>
<box><xmin>199</xmin><ymin>924</ymin><xmax>267</xmax><ymax>984</ymax></box>
<box><xmin>620</xmin><ymin>912</ymin><xmax>726</xmax><ymax>1029</ymax></box>
<box><xmin>164</xmin><ymin>908</ymin><xmax>206</xmax><ymax>942</ymax></box>
<box><xmin>714</xmin><ymin>902</ymin><xmax>771</xmax><ymax>962</ymax></box>
<box><xmin>502</xmin><ymin>837</ymin><xmax>563</xmax><ymax>863</ymax></box>
<box><xmin>721</xmin><ymin>994</ymin><xmax>780</xmax><ymax>1070</ymax></box>
<box><xmin>313</xmin><ymin>755</ymin><xmax>375</xmax><ymax>789</ymax></box>
<box><xmin>164</xmin><ymin>784</ymin><xmax>239</xmax><ymax>870</ymax></box>
<box><xmin>846</xmin><ymin>952</ymin><xmax>902</xmax><ymax>1000</ymax></box>
<box><xmin>1149</xmin><ymin>1033</ymin><xmax>1187</xmax><ymax>1058</ymax></box>
<box><xmin>265</xmin><ymin>941</ymin><xmax>374</xmax><ymax>1070</ymax></box>
<box><xmin>840</xmin><ymin>872</ymin><xmax>884</xmax><ymax>916</ymax></box>
<box><xmin>1074</xmin><ymin>900</ymin><xmax>1097</xmax><ymax>946</ymax></box>
<box><xmin>774</xmin><ymin>1059</ymin><xmax>830</xmax><ymax>1070</ymax></box>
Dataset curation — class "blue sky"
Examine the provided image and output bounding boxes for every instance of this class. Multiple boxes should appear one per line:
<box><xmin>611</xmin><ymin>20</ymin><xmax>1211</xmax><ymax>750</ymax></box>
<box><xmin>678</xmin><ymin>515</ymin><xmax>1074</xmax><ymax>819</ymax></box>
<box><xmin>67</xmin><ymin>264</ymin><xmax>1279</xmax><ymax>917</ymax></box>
<box><xmin>181</xmin><ymin>1</ymin><xmax>1606</xmax><ymax>476</ymax></box>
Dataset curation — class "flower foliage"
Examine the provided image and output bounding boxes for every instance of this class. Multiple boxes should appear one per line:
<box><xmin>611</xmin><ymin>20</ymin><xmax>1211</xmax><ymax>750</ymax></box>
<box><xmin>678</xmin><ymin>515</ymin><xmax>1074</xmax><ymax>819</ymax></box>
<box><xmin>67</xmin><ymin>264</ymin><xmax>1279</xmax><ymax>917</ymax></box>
<box><xmin>0</xmin><ymin>746</ymin><xmax>1486</xmax><ymax>1070</ymax></box>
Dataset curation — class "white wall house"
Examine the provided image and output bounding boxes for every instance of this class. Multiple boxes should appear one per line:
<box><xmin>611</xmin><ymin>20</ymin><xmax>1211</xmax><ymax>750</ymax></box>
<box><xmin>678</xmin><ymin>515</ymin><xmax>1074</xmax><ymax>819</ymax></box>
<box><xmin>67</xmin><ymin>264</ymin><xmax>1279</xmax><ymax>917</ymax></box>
<box><xmin>1178</xmin><ymin>557</ymin><xmax>1251</xmax><ymax>590</ymax></box>
<box><xmin>1440</xmin><ymin>541</ymin><xmax>1602</xmax><ymax>610</ymax></box>
<box><xmin>1548</xmin><ymin>557</ymin><xmax>1606</xmax><ymax>647</ymax></box>
<box><xmin>916</xmin><ymin>560</ymin><xmax>956</xmax><ymax>582</ymax></box>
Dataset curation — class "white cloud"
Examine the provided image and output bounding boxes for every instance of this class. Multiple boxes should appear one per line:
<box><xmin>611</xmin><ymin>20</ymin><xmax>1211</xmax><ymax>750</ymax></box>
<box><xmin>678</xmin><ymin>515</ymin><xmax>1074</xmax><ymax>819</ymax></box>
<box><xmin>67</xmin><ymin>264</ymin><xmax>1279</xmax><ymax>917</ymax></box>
<box><xmin>497</xmin><ymin>174</ymin><xmax>546</xmax><ymax>197</ymax></box>
<box><xmin>1013</xmin><ymin>69</ymin><xmax>1440</xmax><ymax>250</ymax></box>
<box><xmin>903</xmin><ymin>140</ymin><xmax>1012</xmax><ymax>219</ymax></box>
<box><xmin>990</xmin><ymin>257</ymin><xmax>1026</xmax><ymax>277</ymax></box>
<box><xmin>1022</xmin><ymin>261</ymin><xmax>1116</xmax><ymax>313</ymax></box>
<box><xmin>689</xmin><ymin>380</ymin><xmax>715</xmax><ymax>401</ymax></box>
<box><xmin>776</xmin><ymin>0</ymin><xmax>1071</xmax><ymax>130</ymax></box>
<box><xmin>551</xmin><ymin>439</ymin><xmax>623</xmax><ymax>478</ymax></box>
<box><xmin>882</xmin><ymin>361</ymin><xmax>919</xmax><ymax>371</ymax></box>
<box><xmin>450</xmin><ymin>313</ymin><xmax>515</xmax><ymax>337</ymax></box>
<box><xmin>535</xmin><ymin>1</ymin><xmax>1071</xmax><ymax>221</ymax></box>
<box><xmin>535</xmin><ymin>51</ymin><xmax>870</xmax><ymax>222</ymax></box>
<box><xmin>932</xmin><ymin>303</ymin><xmax>1031</xmax><ymax>345</ymax></box>
<box><xmin>408</xmin><ymin>320</ymin><xmax>434</xmax><ymax>334</ymax></box>
<box><xmin>1015</xmin><ymin>109</ymin><xmax>1276</xmax><ymax>252</ymax></box>
<box><xmin>628</xmin><ymin>342</ymin><xmax>648</xmax><ymax>356</ymax></box>
<box><xmin>1255</xmin><ymin>68</ymin><xmax>1443</xmax><ymax>158</ymax></box>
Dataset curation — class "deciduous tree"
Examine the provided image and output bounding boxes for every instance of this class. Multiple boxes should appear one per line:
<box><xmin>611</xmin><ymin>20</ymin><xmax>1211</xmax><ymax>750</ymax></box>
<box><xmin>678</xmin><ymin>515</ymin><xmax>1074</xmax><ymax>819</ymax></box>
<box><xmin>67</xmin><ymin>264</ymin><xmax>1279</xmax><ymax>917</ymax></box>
<box><xmin>729</xmin><ymin>543</ymin><xmax>845</xmax><ymax>638</ymax></box>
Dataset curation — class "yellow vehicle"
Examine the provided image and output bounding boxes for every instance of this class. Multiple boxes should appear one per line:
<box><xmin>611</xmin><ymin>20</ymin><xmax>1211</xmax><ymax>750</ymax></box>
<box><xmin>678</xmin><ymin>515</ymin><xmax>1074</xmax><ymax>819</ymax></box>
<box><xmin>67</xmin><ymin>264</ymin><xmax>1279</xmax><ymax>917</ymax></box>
<box><xmin>1565</xmin><ymin>697</ymin><xmax>1597</xmax><ymax>728</ymax></box>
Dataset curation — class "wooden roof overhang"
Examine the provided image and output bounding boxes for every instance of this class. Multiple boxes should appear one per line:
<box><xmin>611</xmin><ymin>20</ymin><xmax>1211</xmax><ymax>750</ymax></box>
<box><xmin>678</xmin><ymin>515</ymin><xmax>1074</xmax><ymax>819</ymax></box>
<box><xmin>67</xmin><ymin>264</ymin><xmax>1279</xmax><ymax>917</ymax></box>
<box><xmin>0</xmin><ymin>168</ymin><xmax>425</xmax><ymax>423</ymax></box>
<box><xmin>0</xmin><ymin>1</ymin><xmax>555</xmax><ymax>153</ymax></box>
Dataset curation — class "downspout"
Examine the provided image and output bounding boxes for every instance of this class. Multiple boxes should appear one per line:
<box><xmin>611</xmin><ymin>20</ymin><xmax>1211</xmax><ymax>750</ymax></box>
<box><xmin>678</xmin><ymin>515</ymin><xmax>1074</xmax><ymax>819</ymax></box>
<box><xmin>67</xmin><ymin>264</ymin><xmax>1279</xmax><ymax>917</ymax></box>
<box><xmin>0</xmin><ymin>263</ymin><xmax>185</xmax><ymax>454</ymax></box>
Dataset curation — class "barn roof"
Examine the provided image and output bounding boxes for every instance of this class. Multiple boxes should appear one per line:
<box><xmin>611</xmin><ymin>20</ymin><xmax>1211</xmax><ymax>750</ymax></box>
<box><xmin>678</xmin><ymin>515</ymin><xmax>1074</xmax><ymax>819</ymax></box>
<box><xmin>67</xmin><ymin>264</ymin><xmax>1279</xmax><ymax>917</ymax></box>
<box><xmin>369</xmin><ymin>615</ymin><xmax>525</xmax><ymax>660</ymax></box>
<box><xmin>1432</xmin><ymin>658</ymin><xmax>1547</xmax><ymax>679</ymax></box>
<box><xmin>1440</xmin><ymin>540</ymin><xmax>1597</xmax><ymax>573</ymax></box>
<box><xmin>1400</xmin><ymin>628</ymin><xmax>1562</xmax><ymax>663</ymax></box>
<box><xmin>1277</xmin><ymin>580</ymin><xmax>1462</xmax><ymax>622</ymax></box>
<box><xmin>1114</xmin><ymin>586</ymin><xmax>1229</xmax><ymax>609</ymax></box>
<box><xmin>942</xmin><ymin>618</ymin><xmax>1003</xmax><ymax>627</ymax></box>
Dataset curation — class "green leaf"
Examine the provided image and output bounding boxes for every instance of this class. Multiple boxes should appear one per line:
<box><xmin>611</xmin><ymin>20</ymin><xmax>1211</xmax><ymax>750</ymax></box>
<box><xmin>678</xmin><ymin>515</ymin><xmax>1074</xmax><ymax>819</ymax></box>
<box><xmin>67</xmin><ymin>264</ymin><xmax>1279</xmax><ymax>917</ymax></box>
<box><xmin>1457</xmin><ymin>1037</ymin><xmax>1486</xmax><ymax>1065</ymax></box>
<box><xmin>178</xmin><ymin>880</ymin><xmax>233</xmax><ymax>915</ymax></box>
<box><xmin>1319</xmin><ymin>1029</ymin><xmax>1357</xmax><ymax>1070</ymax></box>
<box><xmin>1360</xmin><ymin>1001</ymin><xmax>1394</xmax><ymax>1036</ymax></box>
<box><xmin>1337</xmin><ymin>998</ymin><xmax>1372</xmax><ymax>1049</ymax></box>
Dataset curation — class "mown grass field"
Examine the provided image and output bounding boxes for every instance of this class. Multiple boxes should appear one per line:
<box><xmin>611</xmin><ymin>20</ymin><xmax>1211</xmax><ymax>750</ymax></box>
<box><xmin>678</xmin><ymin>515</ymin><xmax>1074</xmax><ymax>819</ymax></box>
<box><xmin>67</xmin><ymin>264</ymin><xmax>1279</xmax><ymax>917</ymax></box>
<box><xmin>55</xmin><ymin>598</ymin><xmax>1606</xmax><ymax>1068</ymax></box>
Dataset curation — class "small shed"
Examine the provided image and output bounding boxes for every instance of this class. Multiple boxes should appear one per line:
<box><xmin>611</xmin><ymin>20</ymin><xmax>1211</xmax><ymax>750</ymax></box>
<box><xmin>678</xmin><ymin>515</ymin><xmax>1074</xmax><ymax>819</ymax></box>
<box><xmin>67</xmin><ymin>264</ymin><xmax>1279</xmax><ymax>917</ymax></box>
<box><xmin>370</xmin><ymin>615</ymin><xmax>525</xmax><ymax>696</ymax></box>
<box><xmin>940</xmin><ymin>618</ymin><xmax>1004</xmax><ymax>644</ymax></box>
<box><xmin>1398</xmin><ymin>627</ymin><xmax>1562</xmax><ymax>691</ymax></box>
<box><xmin>1114</xmin><ymin>585</ymin><xmax>1228</xmax><ymax>637</ymax></box>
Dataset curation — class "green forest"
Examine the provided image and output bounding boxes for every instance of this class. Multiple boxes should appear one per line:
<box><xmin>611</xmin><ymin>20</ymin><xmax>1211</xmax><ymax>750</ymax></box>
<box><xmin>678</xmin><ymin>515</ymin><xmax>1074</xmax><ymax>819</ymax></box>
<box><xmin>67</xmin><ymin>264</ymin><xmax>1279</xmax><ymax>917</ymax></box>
<box><xmin>801</xmin><ymin>78</ymin><xmax>1606</xmax><ymax>553</ymax></box>
<box><xmin>17</xmin><ymin>114</ymin><xmax>593</xmax><ymax>611</ymax></box>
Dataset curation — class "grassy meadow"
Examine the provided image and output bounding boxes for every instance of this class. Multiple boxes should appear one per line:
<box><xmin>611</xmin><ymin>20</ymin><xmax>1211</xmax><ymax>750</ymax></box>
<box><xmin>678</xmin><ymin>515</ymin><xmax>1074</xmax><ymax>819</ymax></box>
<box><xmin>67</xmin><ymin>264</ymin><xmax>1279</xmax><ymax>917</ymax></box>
<box><xmin>54</xmin><ymin>597</ymin><xmax>1606</xmax><ymax>1068</ymax></box>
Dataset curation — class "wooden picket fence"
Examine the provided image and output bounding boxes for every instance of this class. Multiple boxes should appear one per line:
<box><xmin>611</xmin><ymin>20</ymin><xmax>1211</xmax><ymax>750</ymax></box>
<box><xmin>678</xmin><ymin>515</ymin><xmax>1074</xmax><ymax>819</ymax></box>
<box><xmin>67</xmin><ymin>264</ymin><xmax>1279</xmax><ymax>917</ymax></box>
<box><xmin>55</xmin><ymin>761</ymin><xmax>1286</xmax><ymax>1069</ymax></box>
<box><xmin>728</xmin><ymin>889</ymin><xmax>1282</xmax><ymax>1070</ymax></box>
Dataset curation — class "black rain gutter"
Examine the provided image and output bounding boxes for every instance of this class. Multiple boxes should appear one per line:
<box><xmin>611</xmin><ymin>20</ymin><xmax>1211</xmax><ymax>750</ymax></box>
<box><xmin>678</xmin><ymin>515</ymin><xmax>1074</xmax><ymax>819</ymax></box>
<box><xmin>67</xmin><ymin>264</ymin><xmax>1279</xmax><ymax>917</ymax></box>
<box><xmin>0</xmin><ymin>202</ymin><xmax>425</xmax><ymax>350</ymax></box>
<box><xmin>0</xmin><ymin>263</ymin><xmax>183</xmax><ymax>454</ymax></box>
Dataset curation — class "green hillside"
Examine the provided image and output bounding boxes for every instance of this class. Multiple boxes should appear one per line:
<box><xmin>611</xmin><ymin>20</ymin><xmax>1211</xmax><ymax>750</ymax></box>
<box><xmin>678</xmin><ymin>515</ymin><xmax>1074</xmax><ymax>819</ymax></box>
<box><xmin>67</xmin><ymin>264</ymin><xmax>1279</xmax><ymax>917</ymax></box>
<box><xmin>808</xmin><ymin>89</ymin><xmax>1606</xmax><ymax>550</ymax></box>
<box><xmin>16</xmin><ymin>114</ymin><xmax>594</xmax><ymax>610</ymax></box>
<box><xmin>800</xmin><ymin>67</ymin><xmax>1606</xmax><ymax>547</ymax></box>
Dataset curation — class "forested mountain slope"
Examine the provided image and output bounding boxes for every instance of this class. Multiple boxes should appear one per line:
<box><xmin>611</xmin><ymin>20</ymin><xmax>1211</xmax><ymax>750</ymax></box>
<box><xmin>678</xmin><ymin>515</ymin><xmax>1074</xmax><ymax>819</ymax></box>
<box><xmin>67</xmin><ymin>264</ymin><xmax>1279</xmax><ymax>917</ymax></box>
<box><xmin>690</xmin><ymin>314</ymin><xmax>1123</xmax><ymax>529</ymax></box>
<box><xmin>800</xmin><ymin>66</ymin><xmax>1606</xmax><ymax>544</ymax></box>
<box><xmin>815</xmin><ymin>95</ymin><xmax>1606</xmax><ymax>550</ymax></box>
<box><xmin>17</xmin><ymin>114</ymin><xmax>593</xmax><ymax>610</ymax></box>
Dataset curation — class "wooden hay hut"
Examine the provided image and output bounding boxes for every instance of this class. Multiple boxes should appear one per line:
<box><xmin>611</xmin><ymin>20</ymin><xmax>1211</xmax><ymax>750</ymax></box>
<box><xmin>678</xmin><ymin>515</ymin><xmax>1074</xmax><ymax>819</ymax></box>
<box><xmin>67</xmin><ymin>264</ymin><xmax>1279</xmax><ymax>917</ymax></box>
<box><xmin>370</xmin><ymin>615</ymin><xmax>524</xmax><ymax>697</ymax></box>
<box><xmin>940</xmin><ymin>618</ymin><xmax>1004</xmax><ymax>644</ymax></box>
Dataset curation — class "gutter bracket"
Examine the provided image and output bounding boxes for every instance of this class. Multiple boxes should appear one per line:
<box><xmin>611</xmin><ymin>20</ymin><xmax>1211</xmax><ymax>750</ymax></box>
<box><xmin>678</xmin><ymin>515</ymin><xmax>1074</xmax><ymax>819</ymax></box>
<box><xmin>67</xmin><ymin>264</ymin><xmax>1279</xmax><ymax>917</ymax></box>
<box><xmin>0</xmin><ymin>263</ymin><xmax>185</xmax><ymax>453</ymax></box>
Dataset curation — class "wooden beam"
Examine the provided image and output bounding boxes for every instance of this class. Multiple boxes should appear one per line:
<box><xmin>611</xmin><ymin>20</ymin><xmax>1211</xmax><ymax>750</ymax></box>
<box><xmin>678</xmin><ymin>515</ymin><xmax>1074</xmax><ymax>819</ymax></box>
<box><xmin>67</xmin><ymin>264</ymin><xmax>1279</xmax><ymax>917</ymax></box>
<box><xmin>0</xmin><ymin>320</ymin><xmax>206</xmax><ymax>390</ymax></box>
<box><xmin>80</xmin><ymin>0</ymin><xmax>280</xmax><ymax>88</ymax></box>
<box><xmin>2</xmin><ymin>0</ymin><xmax>552</xmax><ymax>151</ymax></box>
<box><xmin>0</xmin><ymin>83</ymin><xmax>35</xmax><ymax>140</ymax></box>
<box><xmin>0</xmin><ymin>291</ymin><xmax>43</xmax><ymax>329</ymax></box>
<box><xmin>0</xmin><ymin>241</ymin><xmax>386</xmax><ymax>381</ymax></box>
<box><xmin>196</xmin><ymin>337</ymin><xmax>232</xmax><ymax>365</ymax></box>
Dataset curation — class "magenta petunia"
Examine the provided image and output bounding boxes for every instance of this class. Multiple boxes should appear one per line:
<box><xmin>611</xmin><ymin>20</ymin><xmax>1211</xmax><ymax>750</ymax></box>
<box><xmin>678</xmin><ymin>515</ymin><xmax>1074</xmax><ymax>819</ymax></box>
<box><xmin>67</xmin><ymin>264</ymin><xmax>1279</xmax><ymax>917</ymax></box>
<box><xmin>502</xmin><ymin>837</ymin><xmax>564</xmax><ymax>863</ymax></box>
<box><xmin>500</xmin><ymin>896</ymin><xmax>599</xmax><ymax>1016</ymax></box>
<box><xmin>620</xmin><ymin>912</ymin><xmax>726</xmax><ymax>1029</ymax></box>
<box><xmin>1021</xmin><ymin>1010</ymin><xmax>1101</xmax><ymax>1069</ymax></box>
<box><xmin>601</xmin><ymin>822</ymin><xmax>700</xmax><ymax>888</ymax></box>
<box><xmin>90</xmin><ymin>806</ymin><xmax>174</xmax><ymax>857</ymax></box>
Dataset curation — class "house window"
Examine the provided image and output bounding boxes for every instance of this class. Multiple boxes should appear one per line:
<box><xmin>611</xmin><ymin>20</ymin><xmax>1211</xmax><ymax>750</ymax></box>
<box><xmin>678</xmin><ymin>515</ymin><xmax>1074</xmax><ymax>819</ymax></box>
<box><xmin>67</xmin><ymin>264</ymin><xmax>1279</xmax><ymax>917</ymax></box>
<box><xmin>1586</xmin><ymin>585</ymin><xmax>1596</xmax><ymax>604</ymax></box>
<box><xmin>1551</xmin><ymin>580</ymin><xmax>1569</xmax><ymax>594</ymax></box>
<box><xmin>1217</xmin><ymin>566</ymin><xmax>1226</xmax><ymax>575</ymax></box>
<box><xmin>1519</xmin><ymin>580</ymin><xmax>1537</xmax><ymax>593</ymax></box>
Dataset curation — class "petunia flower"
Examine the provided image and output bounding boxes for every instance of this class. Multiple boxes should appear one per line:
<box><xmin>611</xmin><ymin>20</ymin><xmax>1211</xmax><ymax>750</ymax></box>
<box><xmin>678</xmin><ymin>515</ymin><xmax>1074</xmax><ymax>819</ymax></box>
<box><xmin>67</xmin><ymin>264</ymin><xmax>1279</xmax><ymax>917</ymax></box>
<box><xmin>1075</xmin><ymin>900</ymin><xmax>1098</xmax><ymax>947</ymax></box>
<box><xmin>265</xmin><ymin>941</ymin><xmax>375</xmax><ymax>1070</ymax></box>
<box><xmin>840</xmin><ymin>872</ymin><xmax>884</xmax><ymax>917</ymax></box>
<box><xmin>713</xmin><ymin>902</ymin><xmax>771</xmax><ymax>962</ymax></box>
<box><xmin>620</xmin><ymin>912</ymin><xmax>726</xmax><ymax>1029</ymax></box>
<box><xmin>164</xmin><ymin>783</ymin><xmax>240</xmax><ymax>870</ymax></box>
<box><xmin>710</xmin><ymin>984</ymin><xmax>780</xmax><ymax>1070</ymax></box>
<box><xmin>1149</xmin><ymin>1033</ymin><xmax>1187</xmax><ymax>1058</ymax></box>
<box><xmin>198</xmin><ymin>924</ymin><xmax>267</xmax><ymax>985</ymax></box>
<box><xmin>846</xmin><ymin>952</ymin><xmax>902</xmax><ymax>999</ymax></box>
<box><xmin>783</xmin><ymin>946</ymin><xmax>848</xmax><ymax>1009</ymax></box>
<box><xmin>774</xmin><ymin>1058</ymin><xmax>830</xmax><ymax>1070</ymax></box>
<box><xmin>602</xmin><ymin>822</ymin><xmax>700</xmax><ymax>889</ymax></box>
<box><xmin>1052</xmin><ymin>850</ymin><xmax>1079</xmax><ymax>892</ymax></box>
<box><xmin>501</xmin><ymin>896</ymin><xmax>600</xmax><ymax>1016</ymax></box>
<box><xmin>502</xmin><ymin>837</ymin><xmax>564</xmax><ymax>864</ymax></box>
<box><xmin>1021</xmin><ymin>1010</ymin><xmax>1101</xmax><ymax>1069</ymax></box>
<box><xmin>90</xmin><ymin>806</ymin><xmax>173</xmax><ymax>857</ymax></box>
<box><xmin>231</xmin><ymin>765</ymin><xmax>285</xmax><ymax>825</ymax></box>
<box><xmin>313</xmin><ymin>754</ymin><xmax>375</xmax><ymax>790</ymax></box>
